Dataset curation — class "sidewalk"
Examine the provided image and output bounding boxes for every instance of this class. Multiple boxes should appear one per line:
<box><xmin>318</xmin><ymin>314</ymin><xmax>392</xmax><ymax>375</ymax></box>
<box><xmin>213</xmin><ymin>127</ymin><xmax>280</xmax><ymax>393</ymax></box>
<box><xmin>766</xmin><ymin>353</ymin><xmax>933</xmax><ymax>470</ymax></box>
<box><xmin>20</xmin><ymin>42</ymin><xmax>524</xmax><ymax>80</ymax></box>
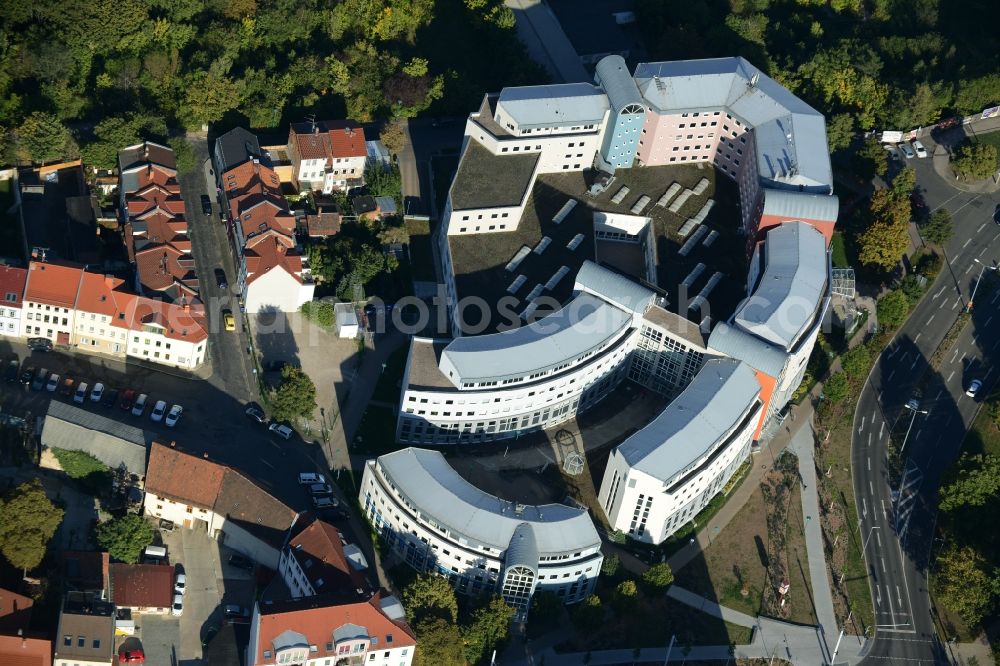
<box><xmin>789</xmin><ymin>421</ymin><xmax>839</xmax><ymax>653</ymax></box>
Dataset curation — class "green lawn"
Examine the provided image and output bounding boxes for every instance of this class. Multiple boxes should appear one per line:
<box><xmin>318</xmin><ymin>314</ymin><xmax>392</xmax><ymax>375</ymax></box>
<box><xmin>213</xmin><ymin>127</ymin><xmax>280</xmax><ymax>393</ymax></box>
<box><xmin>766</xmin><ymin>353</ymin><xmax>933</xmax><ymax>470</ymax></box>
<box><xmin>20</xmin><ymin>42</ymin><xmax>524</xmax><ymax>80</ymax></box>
<box><xmin>972</xmin><ymin>130</ymin><xmax>1000</xmax><ymax>167</ymax></box>
<box><xmin>831</xmin><ymin>232</ymin><xmax>849</xmax><ymax>268</ymax></box>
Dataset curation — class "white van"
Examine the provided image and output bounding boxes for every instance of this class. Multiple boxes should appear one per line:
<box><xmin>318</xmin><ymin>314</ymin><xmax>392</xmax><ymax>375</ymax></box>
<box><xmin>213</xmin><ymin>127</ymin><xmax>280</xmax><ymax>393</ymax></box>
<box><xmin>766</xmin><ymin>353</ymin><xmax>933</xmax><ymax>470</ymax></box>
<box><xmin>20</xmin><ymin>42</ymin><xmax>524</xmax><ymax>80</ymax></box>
<box><xmin>143</xmin><ymin>545</ymin><xmax>167</xmax><ymax>560</ymax></box>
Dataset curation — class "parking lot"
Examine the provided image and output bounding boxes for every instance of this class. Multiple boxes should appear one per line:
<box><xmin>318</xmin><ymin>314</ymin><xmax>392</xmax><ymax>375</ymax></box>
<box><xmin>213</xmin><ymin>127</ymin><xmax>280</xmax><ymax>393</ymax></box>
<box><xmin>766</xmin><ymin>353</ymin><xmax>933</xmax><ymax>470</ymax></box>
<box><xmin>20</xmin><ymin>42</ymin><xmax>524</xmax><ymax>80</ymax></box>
<box><xmin>135</xmin><ymin>525</ymin><xmax>256</xmax><ymax>666</ymax></box>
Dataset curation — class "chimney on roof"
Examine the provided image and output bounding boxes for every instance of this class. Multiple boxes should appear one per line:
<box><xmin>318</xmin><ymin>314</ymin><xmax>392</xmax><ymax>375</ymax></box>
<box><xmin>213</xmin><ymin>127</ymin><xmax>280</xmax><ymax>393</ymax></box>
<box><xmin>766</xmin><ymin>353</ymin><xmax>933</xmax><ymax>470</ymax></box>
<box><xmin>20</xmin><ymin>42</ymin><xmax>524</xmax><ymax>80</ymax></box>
<box><xmin>18</xmin><ymin>629</ymin><xmax>24</xmax><ymax>647</ymax></box>
<box><xmin>170</xmin><ymin>441</ymin><xmax>176</xmax><ymax>448</ymax></box>
<box><xmin>313</xmin><ymin>124</ymin><xmax>319</xmax><ymax>136</ymax></box>
<box><xmin>182</xmin><ymin>302</ymin><xmax>190</xmax><ymax>313</ymax></box>
<box><xmin>104</xmin><ymin>275</ymin><xmax>115</xmax><ymax>289</ymax></box>
<box><xmin>143</xmin><ymin>144</ymin><xmax>149</xmax><ymax>159</ymax></box>
<box><xmin>203</xmin><ymin>452</ymin><xmax>209</xmax><ymax>459</ymax></box>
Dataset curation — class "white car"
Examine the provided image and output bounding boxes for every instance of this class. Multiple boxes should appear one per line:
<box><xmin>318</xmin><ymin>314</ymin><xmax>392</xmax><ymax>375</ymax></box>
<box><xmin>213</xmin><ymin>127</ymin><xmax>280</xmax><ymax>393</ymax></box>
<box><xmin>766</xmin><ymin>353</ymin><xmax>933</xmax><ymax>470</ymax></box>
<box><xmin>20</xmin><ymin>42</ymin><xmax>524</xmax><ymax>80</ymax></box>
<box><xmin>165</xmin><ymin>404</ymin><xmax>183</xmax><ymax>427</ymax></box>
<box><xmin>90</xmin><ymin>382</ymin><xmax>104</xmax><ymax>402</ymax></box>
<box><xmin>150</xmin><ymin>400</ymin><xmax>167</xmax><ymax>422</ymax></box>
<box><xmin>132</xmin><ymin>393</ymin><xmax>148</xmax><ymax>416</ymax></box>
<box><xmin>74</xmin><ymin>382</ymin><xmax>89</xmax><ymax>404</ymax></box>
<box><xmin>966</xmin><ymin>379</ymin><xmax>982</xmax><ymax>398</ymax></box>
<box><xmin>45</xmin><ymin>373</ymin><xmax>60</xmax><ymax>392</ymax></box>
<box><xmin>898</xmin><ymin>142</ymin><xmax>916</xmax><ymax>159</ymax></box>
<box><xmin>171</xmin><ymin>593</ymin><xmax>183</xmax><ymax>616</ymax></box>
<box><xmin>912</xmin><ymin>140</ymin><xmax>928</xmax><ymax>158</ymax></box>
<box><xmin>174</xmin><ymin>573</ymin><xmax>186</xmax><ymax>595</ymax></box>
<box><xmin>298</xmin><ymin>472</ymin><xmax>326</xmax><ymax>485</ymax></box>
<box><xmin>269</xmin><ymin>423</ymin><xmax>293</xmax><ymax>440</ymax></box>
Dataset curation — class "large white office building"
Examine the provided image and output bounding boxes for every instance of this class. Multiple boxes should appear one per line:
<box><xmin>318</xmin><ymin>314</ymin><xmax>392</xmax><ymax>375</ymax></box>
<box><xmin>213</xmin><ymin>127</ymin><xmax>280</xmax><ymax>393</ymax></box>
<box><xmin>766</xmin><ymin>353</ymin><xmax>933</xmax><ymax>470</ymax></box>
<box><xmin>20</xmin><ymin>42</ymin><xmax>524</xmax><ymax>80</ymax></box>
<box><xmin>360</xmin><ymin>448</ymin><xmax>603</xmax><ymax>620</ymax></box>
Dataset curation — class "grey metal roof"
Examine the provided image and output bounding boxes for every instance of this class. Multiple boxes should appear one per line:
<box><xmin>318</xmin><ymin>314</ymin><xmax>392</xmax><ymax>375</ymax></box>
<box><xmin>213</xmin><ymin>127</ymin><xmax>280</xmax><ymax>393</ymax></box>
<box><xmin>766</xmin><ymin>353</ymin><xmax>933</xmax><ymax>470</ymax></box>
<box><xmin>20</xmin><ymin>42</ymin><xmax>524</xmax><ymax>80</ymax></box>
<box><xmin>214</xmin><ymin>127</ymin><xmax>262</xmax><ymax>173</ymax></box>
<box><xmin>505</xmin><ymin>523</ymin><xmax>540</xmax><ymax>572</ymax></box>
<box><xmin>734</xmin><ymin>222</ymin><xmax>829</xmax><ymax>350</ymax></box>
<box><xmin>617</xmin><ymin>358</ymin><xmax>761</xmax><ymax>482</ymax></box>
<box><xmin>376</xmin><ymin>449</ymin><xmax>600</xmax><ymax>554</ymax></box>
<box><xmin>707</xmin><ymin>321</ymin><xmax>787</xmax><ymax>378</ymax></box>
<box><xmin>595</xmin><ymin>56</ymin><xmax>644</xmax><ymax>112</ymax></box>
<box><xmin>633</xmin><ymin>57</ymin><xmax>832</xmax><ymax>192</ymax></box>
<box><xmin>439</xmin><ymin>292</ymin><xmax>632</xmax><ymax>385</ymax></box>
<box><xmin>118</xmin><ymin>142</ymin><xmax>176</xmax><ymax>174</ymax></box>
<box><xmin>497</xmin><ymin>83</ymin><xmax>609</xmax><ymax>129</ymax></box>
<box><xmin>762</xmin><ymin>190</ymin><xmax>839</xmax><ymax>223</ymax></box>
<box><xmin>42</xmin><ymin>401</ymin><xmax>150</xmax><ymax>476</ymax></box>
<box><xmin>574</xmin><ymin>260</ymin><xmax>655</xmax><ymax>316</ymax></box>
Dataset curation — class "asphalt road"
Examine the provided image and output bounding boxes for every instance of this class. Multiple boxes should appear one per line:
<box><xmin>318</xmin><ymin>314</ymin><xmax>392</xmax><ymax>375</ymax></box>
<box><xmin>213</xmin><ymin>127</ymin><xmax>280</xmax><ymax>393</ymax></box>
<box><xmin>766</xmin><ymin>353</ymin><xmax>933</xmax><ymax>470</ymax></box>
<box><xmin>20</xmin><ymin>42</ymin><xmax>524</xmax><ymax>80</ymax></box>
<box><xmin>853</xmin><ymin>154</ymin><xmax>1000</xmax><ymax>664</ymax></box>
<box><xmin>398</xmin><ymin>118</ymin><xmax>464</xmax><ymax>216</ymax></box>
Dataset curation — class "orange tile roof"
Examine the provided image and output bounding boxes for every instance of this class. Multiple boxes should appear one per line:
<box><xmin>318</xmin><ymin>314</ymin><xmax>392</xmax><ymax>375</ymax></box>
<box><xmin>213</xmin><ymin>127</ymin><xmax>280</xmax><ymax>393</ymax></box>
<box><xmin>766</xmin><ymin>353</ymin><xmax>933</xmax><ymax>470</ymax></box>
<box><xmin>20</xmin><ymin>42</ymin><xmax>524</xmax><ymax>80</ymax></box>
<box><xmin>112</xmin><ymin>294</ymin><xmax>208</xmax><ymax>343</ymax></box>
<box><xmin>327</xmin><ymin>123</ymin><xmax>366</xmax><ymax>159</ymax></box>
<box><xmin>133</xmin><ymin>245</ymin><xmax>197</xmax><ymax>295</ymax></box>
<box><xmin>24</xmin><ymin>261</ymin><xmax>84</xmax><ymax>308</ymax></box>
<box><xmin>289</xmin><ymin>121</ymin><xmax>367</xmax><ymax>161</ymax></box>
<box><xmin>253</xmin><ymin>593</ymin><xmax>415</xmax><ymax>666</ymax></box>
<box><xmin>0</xmin><ymin>586</ymin><xmax>33</xmax><ymax>632</ymax></box>
<box><xmin>110</xmin><ymin>563</ymin><xmax>174</xmax><ymax>609</ymax></box>
<box><xmin>0</xmin><ymin>266</ymin><xmax>27</xmax><ymax>308</ymax></box>
<box><xmin>288</xmin><ymin>519</ymin><xmax>367</xmax><ymax>596</ymax></box>
<box><xmin>145</xmin><ymin>441</ymin><xmax>225</xmax><ymax>507</ymax></box>
<box><xmin>75</xmin><ymin>272</ymin><xmax>128</xmax><ymax>317</ymax></box>
<box><xmin>244</xmin><ymin>237</ymin><xmax>306</xmax><ymax>286</ymax></box>
<box><xmin>0</xmin><ymin>634</ymin><xmax>51</xmax><ymax>666</ymax></box>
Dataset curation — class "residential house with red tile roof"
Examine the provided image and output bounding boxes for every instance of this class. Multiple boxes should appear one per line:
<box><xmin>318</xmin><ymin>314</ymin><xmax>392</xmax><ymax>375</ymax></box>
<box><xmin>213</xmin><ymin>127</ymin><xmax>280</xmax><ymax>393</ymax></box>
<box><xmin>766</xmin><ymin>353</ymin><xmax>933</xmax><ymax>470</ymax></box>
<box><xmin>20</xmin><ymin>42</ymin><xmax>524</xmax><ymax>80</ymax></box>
<box><xmin>109</xmin><ymin>563</ymin><xmax>174</xmax><ymax>614</ymax></box>
<box><xmin>247</xmin><ymin>593</ymin><xmax>415</xmax><ymax>666</ymax></box>
<box><xmin>288</xmin><ymin>121</ymin><xmax>367</xmax><ymax>194</ymax></box>
<box><xmin>144</xmin><ymin>442</ymin><xmax>299</xmax><ymax>568</ymax></box>
<box><xmin>118</xmin><ymin>141</ymin><xmax>200</xmax><ymax>303</ymax></box>
<box><xmin>0</xmin><ymin>265</ymin><xmax>27</xmax><ymax>338</ymax></box>
<box><xmin>0</xmin><ymin>586</ymin><xmax>33</xmax><ymax>633</ymax></box>
<box><xmin>279</xmin><ymin>518</ymin><xmax>369</xmax><ymax>600</ymax></box>
<box><xmin>20</xmin><ymin>261</ymin><xmax>207</xmax><ymax>369</ymax></box>
<box><xmin>0</xmin><ymin>633</ymin><xmax>52</xmax><ymax>666</ymax></box>
<box><xmin>215</xmin><ymin>146</ymin><xmax>314</xmax><ymax>314</ymax></box>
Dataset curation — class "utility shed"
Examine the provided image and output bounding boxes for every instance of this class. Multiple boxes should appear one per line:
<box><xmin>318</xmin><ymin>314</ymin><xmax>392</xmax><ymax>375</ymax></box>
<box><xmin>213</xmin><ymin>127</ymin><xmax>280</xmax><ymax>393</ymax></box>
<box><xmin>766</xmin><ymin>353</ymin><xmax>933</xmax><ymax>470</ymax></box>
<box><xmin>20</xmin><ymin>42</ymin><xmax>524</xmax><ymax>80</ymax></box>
<box><xmin>335</xmin><ymin>303</ymin><xmax>359</xmax><ymax>339</ymax></box>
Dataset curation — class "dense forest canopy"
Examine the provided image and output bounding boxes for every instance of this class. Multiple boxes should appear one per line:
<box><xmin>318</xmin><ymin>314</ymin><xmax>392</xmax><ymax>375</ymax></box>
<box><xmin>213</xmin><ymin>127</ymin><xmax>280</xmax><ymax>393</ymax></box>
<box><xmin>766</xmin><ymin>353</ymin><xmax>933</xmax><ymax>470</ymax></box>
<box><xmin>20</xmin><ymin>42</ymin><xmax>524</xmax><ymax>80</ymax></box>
<box><xmin>0</xmin><ymin>0</ymin><xmax>544</xmax><ymax>167</ymax></box>
<box><xmin>637</xmin><ymin>0</ymin><xmax>1000</xmax><ymax>150</ymax></box>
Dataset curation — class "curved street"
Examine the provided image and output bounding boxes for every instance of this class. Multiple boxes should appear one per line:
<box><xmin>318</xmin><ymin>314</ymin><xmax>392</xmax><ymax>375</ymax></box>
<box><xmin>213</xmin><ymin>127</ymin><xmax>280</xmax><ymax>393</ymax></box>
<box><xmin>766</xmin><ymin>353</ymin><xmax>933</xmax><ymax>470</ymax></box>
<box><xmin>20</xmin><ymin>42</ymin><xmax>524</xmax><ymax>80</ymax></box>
<box><xmin>853</xmin><ymin>130</ymin><xmax>1000</xmax><ymax>665</ymax></box>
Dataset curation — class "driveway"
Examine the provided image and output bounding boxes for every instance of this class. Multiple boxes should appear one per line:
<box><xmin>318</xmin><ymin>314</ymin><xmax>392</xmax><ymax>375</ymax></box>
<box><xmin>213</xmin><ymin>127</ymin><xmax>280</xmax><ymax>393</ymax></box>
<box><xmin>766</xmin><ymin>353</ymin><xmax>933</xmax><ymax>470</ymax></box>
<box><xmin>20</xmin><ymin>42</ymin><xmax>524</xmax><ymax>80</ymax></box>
<box><xmin>398</xmin><ymin>119</ymin><xmax>464</xmax><ymax>216</ymax></box>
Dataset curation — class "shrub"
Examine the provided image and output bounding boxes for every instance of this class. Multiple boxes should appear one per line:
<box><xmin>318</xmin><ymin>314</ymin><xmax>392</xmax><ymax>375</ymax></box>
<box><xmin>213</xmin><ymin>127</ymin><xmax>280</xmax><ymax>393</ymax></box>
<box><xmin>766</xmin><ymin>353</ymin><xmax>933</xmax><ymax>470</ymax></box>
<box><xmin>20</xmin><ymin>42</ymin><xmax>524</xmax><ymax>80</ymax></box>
<box><xmin>840</xmin><ymin>345</ymin><xmax>872</xmax><ymax>380</ymax></box>
<box><xmin>641</xmin><ymin>563</ymin><xmax>674</xmax><ymax>593</ymax></box>
<box><xmin>877</xmin><ymin>290</ymin><xmax>910</xmax><ymax>329</ymax></box>
<box><xmin>823</xmin><ymin>372</ymin><xmax>850</xmax><ymax>404</ymax></box>
<box><xmin>915</xmin><ymin>250</ymin><xmax>943</xmax><ymax>278</ymax></box>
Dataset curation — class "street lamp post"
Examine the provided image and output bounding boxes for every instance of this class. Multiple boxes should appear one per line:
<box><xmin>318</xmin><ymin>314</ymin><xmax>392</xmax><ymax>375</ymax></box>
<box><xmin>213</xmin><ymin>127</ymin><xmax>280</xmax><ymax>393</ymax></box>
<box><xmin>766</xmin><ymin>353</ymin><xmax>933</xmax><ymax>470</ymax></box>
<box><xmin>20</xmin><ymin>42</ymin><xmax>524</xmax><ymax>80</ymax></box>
<box><xmin>899</xmin><ymin>400</ymin><xmax>929</xmax><ymax>457</ymax></box>
<box><xmin>968</xmin><ymin>258</ymin><xmax>998</xmax><ymax>311</ymax></box>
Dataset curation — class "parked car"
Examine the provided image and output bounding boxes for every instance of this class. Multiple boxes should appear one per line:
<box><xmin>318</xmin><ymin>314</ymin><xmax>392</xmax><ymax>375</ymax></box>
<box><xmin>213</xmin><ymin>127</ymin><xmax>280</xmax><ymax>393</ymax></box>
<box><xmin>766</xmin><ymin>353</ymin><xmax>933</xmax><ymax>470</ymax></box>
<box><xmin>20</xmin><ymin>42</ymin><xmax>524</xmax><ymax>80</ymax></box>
<box><xmin>912</xmin><ymin>139</ymin><xmax>928</xmax><ymax>158</ymax></box>
<box><xmin>165</xmin><ymin>404</ymin><xmax>183</xmax><ymax>427</ymax></box>
<box><xmin>245</xmin><ymin>403</ymin><xmax>266</xmax><ymax>424</ymax></box>
<box><xmin>312</xmin><ymin>496</ymin><xmax>340</xmax><ymax>510</ymax></box>
<box><xmin>45</xmin><ymin>373</ymin><xmax>60</xmax><ymax>392</ymax></box>
<box><xmin>223</xmin><ymin>310</ymin><xmax>236</xmax><ymax>331</ymax></box>
<box><xmin>994</xmin><ymin>203</ymin><xmax>1000</xmax><ymax>225</ymax></box>
<box><xmin>26</xmin><ymin>337</ymin><xmax>52</xmax><ymax>352</ymax></box>
<box><xmin>227</xmin><ymin>554</ymin><xmax>254</xmax><ymax>571</ymax></box>
<box><xmin>171</xmin><ymin>594</ymin><xmax>183</xmax><ymax>617</ymax></box>
<box><xmin>200</xmin><ymin>194</ymin><xmax>212</xmax><ymax>215</ymax></box>
<box><xmin>883</xmin><ymin>143</ymin><xmax>900</xmax><ymax>161</ymax></box>
<box><xmin>150</xmin><ymin>400</ymin><xmax>167</xmax><ymax>422</ymax></box>
<box><xmin>898</xmin><ymin>142</ymin><xmax>916</xmax><ymax>158</ymax></box>
<box><xmin>269</xmin><ymin>423</ymin><xmax>293</xmax><ymax>440</ymax></box>
<box><xmin>132</xmin><ymin>393</ymin><xmax>149</xmax><ymax>416</ymax></box>
<box><xmin>298</xmin><ymin>472</ymin><xmax>326</xmax><ymax>485</ymax></box>
<box><xmin>74</xmin><ymin>382</ymin><xmax>89</xmax><ymax>403</ymax></box>
<box><xmin>117</xmin><ymin>637</ymin><xmax>145</xmax><ymax>664</ymax></box>
<box><xmin>31</xmin><ymin>368</ymin><xmax>48</xmax><ymax>391</ymax></box>
<box><xmin>309</xmin><ymin>483</ymin><xmax>333</xmax><ymax>496</ymax></box>
<box><xmin>174</xmin><ymin>572</ymin><xmax>187</xmax><ymax>595</ymax></box>
<box><xmin>119</xmin><ymin>389</ymin><xmax>137</xmax><ymax>411</ymax></box>
<box><xmin>223</xmin><ymin>605</ymin><xmax>251</xmax><ymax>622</ymax></box>
<box><xmin>102</xmin><ymin>387</ymin><xmax>119</xmax><ymax>408</ymax></box>
<box><xmin>59</xmin><ymin>376</ymin><xmax>75</xmax><ymax>396</ymax></box>
<box><xmin>90</xmin><ymin>382</ymin><xmax>104</xmax><ymax>402</ymax></box>
<box><xmin>214</xmin><ymin>268</ymin><xmax>228</xmax><ymax>290</ymax></box>
<box><xmin>4</xmin><ymin>359</ymin><xmax>19</xmax><ymax>382</ymax></box>
<box><xmin>966</xmin><ymin>379</ymin><xmax>983</xmax><ymax>398</ymax></box>
<box><xmin>20</xmin><ymin>365</ymin><xmax>34</xmax><ymax>385</ymax></box>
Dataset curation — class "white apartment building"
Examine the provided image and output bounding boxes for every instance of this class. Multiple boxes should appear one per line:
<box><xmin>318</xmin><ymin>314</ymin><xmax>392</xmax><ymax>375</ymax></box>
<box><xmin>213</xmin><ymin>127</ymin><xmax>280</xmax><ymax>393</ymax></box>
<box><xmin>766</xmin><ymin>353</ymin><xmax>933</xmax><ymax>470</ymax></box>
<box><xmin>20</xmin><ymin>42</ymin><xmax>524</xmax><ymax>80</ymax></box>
<box><xmin>397</xmin><ymin>262</ymin><xmax>709</xmax><ymax>445</ymax></box>
<box><xmin>361</xmin><ymin>447</ymin><xmax>603</xmax><ymax>620</ymax></box>
<box><xmin>598</xmin><ymin>358</ymin><xmax>763</xmax><ymax>543</ymax></box>
<box><xmin>288</xmin><ymin>121</ymin><xmax>368</xmax><ymax>193</ymax></box>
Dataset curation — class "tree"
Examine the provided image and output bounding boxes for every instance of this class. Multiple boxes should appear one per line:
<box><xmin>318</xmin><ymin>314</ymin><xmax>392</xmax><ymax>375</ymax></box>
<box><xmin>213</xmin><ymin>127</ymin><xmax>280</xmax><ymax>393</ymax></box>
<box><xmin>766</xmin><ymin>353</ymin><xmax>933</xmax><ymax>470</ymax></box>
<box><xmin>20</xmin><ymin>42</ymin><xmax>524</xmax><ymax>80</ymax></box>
<box><xmin>826</xmin><ymin>113</ymin><xmax>855</xmax><ymax>152</ymax></box>
<box><xmin>877</xmin><ymin>290</ymin><xmax>910</xmax><ymax>329</ymax></box>
<box><xmin>601</xmin><ymin>553</ymin><xmax>621</xmax><ymax>577</ymax></box>
<box><xmin>613</xmin><ymin>579</ymin><xmax>639</xmax><ymax>613</ymax></box>
<box><xmin>570</xmin><ymin>594</ymin><xmax>604</xmax><ymax>634</ymax></box>
<box><xmin>869</xmin><ymin>188</ymin><xmax>911</xmax><ymax>228</ymax></box>
<box><xmin>935</xmin><ymin>545</ymin><xmax>999</xmax><ymax>626</ymax></box>
<box><xmin>379</xmin><ymin>121</ymin><xmax>406</xmax><ymax>156</ymax></box>
<box><xmin>0</xmin><ymin>479</ymin><xmax>64</xmax><ymax>574</ymax></box>
<box><xmin>854</xmin><ymin>138</ymin><xmax>889</xmax><ymax>179</ymax></box>
<box><xmin>939</xmin><ymin>454</ymin><xmax>1000</xmax><ymax>511</ymax></box>
<box><xmin>13</xmin><ymin>112</ymin><xmax>77</xmax><ymax>164</ymax></box>
<box><xmin>840</xmin><ymin>345</ymin><xmax>872</xmax><ymax>380</ymax></box>
<box><xmin>858</xmin><ymin>219</ymin><xmax>909</xmax><ymax>270</ymax></box>
<box><xmin>95</xmin><ymin>514</ymin><xmax>155</xmax><ymax>563</ymax></box>
<box><xmin>641</xmin><ymin>562</ymin><xmax>675</xmax><ymax>592</ymax></box>
<box><xmin>527</xmin><ymin>591</ymin><xmax>563</xmax><ymax>637</ymax></box>
<box><xmin>890</xmin><ymin>166</ymin><xmax>917</xmax><ymax>198</ymax></box>
<box><xmin>167</xmin><ymin>136</ymin><xmax>198</xmax><ymax>173</ymax></box>
<box><xmin>462</xmin><ymin>596</ymin><xmax>515</xmax><ymax>664</ymax></box>
<box><xmin>412</xmin><ymin>617</ymin><xmax>465</xmax><ymax>666</ymax></box>
<box><xmin>270</xmin><ymin>365</ymin><xmax>317</xmax><ymax>422</ymax></box>
<box><xmin>79</xmin><ymin>114</ymin><xmax>168</xmax><ymax>170</ymax></box>
<box><xmin>403</xmin><ymin>574</ymin><xmax>459</xmax><ymax>624</ymax></box>
<box><xmin>952</xmin><ymin>142</ymin><xmax>998</xmax><ymax>182</ymax></box>
<box><xmin>920</xmin><ymin>209</ymin><xmax>953</xmax><ymax>246</ymax></box>
<box><xmin>180</xmin><ymin>70</ymin><xmax>243</xmax><ymax>128</ymax></box>
<box><xmin>823</xmin><ymin>372</ymin><xmax>850</xmax><ymax>404</ymax></box>
<box><xmin>365</xmin><ymin>162</ymin><xmax>402</xmax><ymax>203</ymax></box>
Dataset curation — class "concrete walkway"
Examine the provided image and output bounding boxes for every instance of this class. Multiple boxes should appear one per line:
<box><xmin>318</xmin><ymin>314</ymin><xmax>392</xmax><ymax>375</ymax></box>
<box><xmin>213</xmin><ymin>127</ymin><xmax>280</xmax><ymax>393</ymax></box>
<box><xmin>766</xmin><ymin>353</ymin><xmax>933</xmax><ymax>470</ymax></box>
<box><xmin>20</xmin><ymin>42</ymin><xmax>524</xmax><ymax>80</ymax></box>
<box><xmin>666</xmin><ymin>585</ymin><xmax>756</xmax><ymax>627</ymax></box>
<box><xmin>789</xmin><ymin>422</ymin><xmax>840</xmax><ymax>655</ymax></box>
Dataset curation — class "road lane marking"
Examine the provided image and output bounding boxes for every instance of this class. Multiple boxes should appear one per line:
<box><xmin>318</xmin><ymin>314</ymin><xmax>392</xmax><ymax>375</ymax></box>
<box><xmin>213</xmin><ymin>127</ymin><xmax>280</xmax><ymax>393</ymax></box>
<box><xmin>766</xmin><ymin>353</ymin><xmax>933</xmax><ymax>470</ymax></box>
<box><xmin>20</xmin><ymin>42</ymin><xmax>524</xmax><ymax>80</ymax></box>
<box><xmin>886</xmin><ymin>584</ymin><xmax>895</xmax><ymax>621</ymax></box>
<box><xmin>868</xmin><ymin>432</ymin><xmax>872</xmax><ymax>447</ymax></box>
<box><xmin>952</xmin><ymin>298</ymin><xmax>960</xmax><ymax>310</ymax></box>
<box><xmin>882</xmin><ymin>500</ymin><xmax>888</xmax><ymax>521</ymax></box>
<box><xmin>897</xmin><ymin>586</ymin><xmax>903</xmax><ymax>606</ymax></box>
<box><xmin>947</xmin><ymin>370</ymin><xmax>955</xmax><ymax>383</ymax></box>
<box><xmin>980</xmin><ymin>246</ymin><xmax>988</xmax><ymax>256</ymax></box>
<box><xmin>867</xmin><ymin>457</ymin><xmax>871</xmax><ymax>471</ymax></box>
<box><xmin>880</xmin><ymin>422</ymin><xmax>884</xmax><ymax>439</ymax></box>
<box><xmin>870</xmin><ymin>480</ymin><xmax>874</xmax><ymax>494</ymax></box>
<box><xmin>910</xmin><ymin>357</ymin><xmax>919</xmax><ymax>370</ymax></box>
<box><xmin>858</xmin><ymin>416</ymin><xmax>865</xmax><ymax>434</ymax></box>
<box><xmin>877</xmin><ymin>530</ymin><xmax>883</xmax><ymax>547</ymax></box>
<box><xmin>935</xmin><ymin>389</ymin><xmax>943</xmax><ymax>401</ymax></box>
<box><xmin>987</xmin><ymin>315</ymin><xmax>994</xmax><ymax>327</ymax></box>
<box><xmin>966</xmin><ymin>263</ymin><xmax>975</xmax><ymax>274</ymax></box>
<box><xmin>881</xmin><ymin>557</ymin><xmax>887</xmax><ymax>573</ymax></box>
<box><xmin>993</xmin><ymin>291</ymin><xmax>1000</xmax><ymax>304</ymax></box>
<box><xmin>260</xmin><ymin>459</ymin><xmax>275</xmax><ymax>470</ymax></box>
<box><xmin>933</xmin><ymin>286</ymin><xmax>946</xmax><ymax>299</ymax></box>
<box><xmin>927</xmin><ymin>313</ymin><xmax>935</xmax><ymax>324</ymax></box>
<box><xmin>914</xmin><ymin>332</ymin><xmax>921</xmax><ymax>342</ymax></box>
<box><xmin>952</xmin><ymin>348</ymin><xmax>960</xmax><ymax>362</ymax></box>
<box><xmin>963</xmin><ymin>238</ymin><xmax>972</xmax><ymax>249</ymax></box>
<box><xmin>977</xmin><ymin>222</ymin><xmax>987</xmax><ymax>233</ymax></box>
<box><xmin>876</xmin><ymin>586</ymin><xmax>882</xmax><ymax>606</ymax></box>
